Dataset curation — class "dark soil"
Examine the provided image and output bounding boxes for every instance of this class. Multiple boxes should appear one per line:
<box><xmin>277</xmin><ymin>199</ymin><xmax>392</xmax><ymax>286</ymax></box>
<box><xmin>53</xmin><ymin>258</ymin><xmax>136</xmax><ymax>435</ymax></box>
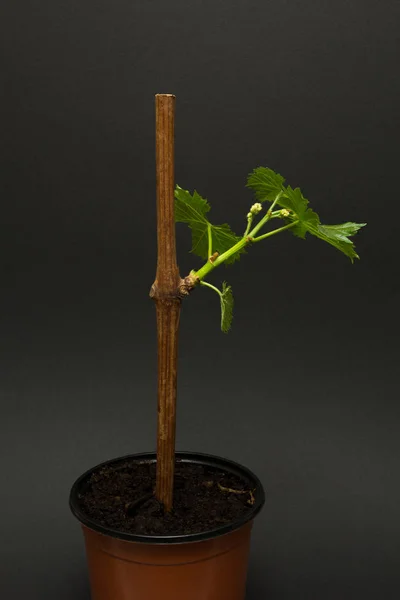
<box><xmin>78</xmin><ymin>459</ymin><xmax>255</xmax><ymax>536</ymax></box>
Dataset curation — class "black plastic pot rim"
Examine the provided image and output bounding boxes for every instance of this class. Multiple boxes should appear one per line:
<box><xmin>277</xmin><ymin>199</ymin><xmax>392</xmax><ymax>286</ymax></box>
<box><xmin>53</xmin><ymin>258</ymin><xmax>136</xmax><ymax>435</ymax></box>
<box><xmin>69</xmin><ymin>451</ymin><xmax>265</xmax><ymax>545</ymax></box>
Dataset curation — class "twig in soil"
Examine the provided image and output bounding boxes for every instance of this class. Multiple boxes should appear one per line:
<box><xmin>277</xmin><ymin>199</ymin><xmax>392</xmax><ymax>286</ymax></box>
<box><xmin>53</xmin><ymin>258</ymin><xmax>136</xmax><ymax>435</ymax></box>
<box><xmin>217</xmin><ymin>483</ymin><xmax>256</xmax><ymax>506</ymax></box>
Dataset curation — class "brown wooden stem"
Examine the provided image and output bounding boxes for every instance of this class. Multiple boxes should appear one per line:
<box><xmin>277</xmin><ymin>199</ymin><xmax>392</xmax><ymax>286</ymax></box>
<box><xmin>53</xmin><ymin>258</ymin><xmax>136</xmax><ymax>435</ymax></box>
<box><xmin>150</xmin><ymin>94</ymin><xmax>181</xmax><ymax>512</ymax></box>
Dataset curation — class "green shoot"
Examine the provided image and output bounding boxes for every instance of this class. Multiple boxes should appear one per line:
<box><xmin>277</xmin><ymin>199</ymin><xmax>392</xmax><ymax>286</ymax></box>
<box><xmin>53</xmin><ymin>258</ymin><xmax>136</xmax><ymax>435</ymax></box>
<box><xmin>175</xmin><ymin>167</ymin><xmax>366</xmax><ymax>332</ymax></box>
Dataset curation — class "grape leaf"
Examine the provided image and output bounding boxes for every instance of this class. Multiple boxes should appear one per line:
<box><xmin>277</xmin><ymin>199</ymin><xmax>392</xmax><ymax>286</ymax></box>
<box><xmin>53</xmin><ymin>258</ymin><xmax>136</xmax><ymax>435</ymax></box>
<box><xmin>246</xmin><ymin>167</ymin><xmax>285</xmax><ymax>201</ymax></box>
<box><xmin>280</xmin><ymin>188</ymin><xmax>365</xmax><ymax>260</ymax></box>
<box><xmin>279</xmin><ymin>186</ymin><xmax>319</xmax><ymax>239</ymax></box>
<box><xmin>220</xmin><ymin>282</ymin><xmax>234</xmax><ymax>333</ymax></box>
<box><xmin>301</xmin><ymin>221</ymin><xmax>366</xmax><ymax>261</ymax></box>
<box><xmin>175</xmin><ymin>185</ymin><xmax>244</xmax><ymax>263</ymax></box>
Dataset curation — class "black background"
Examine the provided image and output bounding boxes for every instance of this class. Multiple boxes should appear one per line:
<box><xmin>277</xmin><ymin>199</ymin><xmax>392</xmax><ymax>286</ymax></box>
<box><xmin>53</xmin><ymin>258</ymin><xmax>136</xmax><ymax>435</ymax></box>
<box><xmin>1</xmin><ymin>0</ymin><xmax>399</xmax><ymax>598</ymax></box>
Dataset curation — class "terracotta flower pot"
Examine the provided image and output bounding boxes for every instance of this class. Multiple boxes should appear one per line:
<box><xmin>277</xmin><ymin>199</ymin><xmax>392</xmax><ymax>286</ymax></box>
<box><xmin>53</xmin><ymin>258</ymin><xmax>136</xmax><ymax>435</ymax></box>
<box><xmin>69</xmin><ymin>452</ymin><xmax>265</xmax><ymax>600</ymax></box>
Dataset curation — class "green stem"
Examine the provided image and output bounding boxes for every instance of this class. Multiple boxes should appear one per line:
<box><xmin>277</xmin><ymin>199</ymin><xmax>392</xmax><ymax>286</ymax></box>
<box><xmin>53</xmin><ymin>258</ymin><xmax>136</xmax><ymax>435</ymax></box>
<box><xmin>252</xmin><ymin>220</ymin><xmax>299</xmax><ymax>242</ymax></box>
<box><xmin>207</xmin><ymin>223</ymin><xmax>212</xmax><ymax>258</ymax></box>
<box><xmin>195</xmin><ymin>262</ymin><xmax>215</xmax><ymax>280</ymax></box>
<box><xmin>248</xmin><ymin>191</ymin><xmax>283</xmax><ymax>238</ymax></box>
<box><xmin>200</xmin><ymin>280</ymin><xmax>222</xmax><ymax>297</ymax></box>
<box><xmin>193</xmin><ymin>192</ymin><xmax>294</xmax><ymax>282</ymax></box>
<box><xmin>269</xmin><ymin>192</ymin><xmax>283</xmax><ymax>213</ymax></box>
<box><xmin>244</xmin><ymin>208</ymin><xmax>280</xmax><ymax>238</ymax></box>
<box><xmin>195</xmin><ymin>235</ymin><xmax>249</xmax><ymax>280</ymax></box>
<box><xmin>244</xmin><ymin>215</ymin><xmax>253</xmax><ymax>236</ymax></box>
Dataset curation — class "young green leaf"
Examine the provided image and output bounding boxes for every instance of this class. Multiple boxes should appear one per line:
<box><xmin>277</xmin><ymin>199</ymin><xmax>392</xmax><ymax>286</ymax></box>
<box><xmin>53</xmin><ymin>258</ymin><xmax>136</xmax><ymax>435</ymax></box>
<box><xmin>200</xmin><ymin>280</ymin><xmax>234</xmax><ymax>333</ymax></box>
<box><xmin>246</xmin><ymin>167</ymin><xmax>285</xmax><ymax>201</ymax></box>
<box><xmin>220</xmin><ymin>282</ymin><xmax>234</xmax><ymax>333</ymax></box>
<box><xmin>175</xmin><ymin>185</ymin><xmax>244</xmax><ymax>263</ymax></box>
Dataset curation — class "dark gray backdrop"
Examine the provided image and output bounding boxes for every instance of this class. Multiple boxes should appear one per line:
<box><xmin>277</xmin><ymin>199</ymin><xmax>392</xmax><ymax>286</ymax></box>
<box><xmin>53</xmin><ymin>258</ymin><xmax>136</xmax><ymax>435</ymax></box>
<box><xmin>1</xmin><ymin>0</ymin><xmax>399</xmax><ymax>598</ymax></box>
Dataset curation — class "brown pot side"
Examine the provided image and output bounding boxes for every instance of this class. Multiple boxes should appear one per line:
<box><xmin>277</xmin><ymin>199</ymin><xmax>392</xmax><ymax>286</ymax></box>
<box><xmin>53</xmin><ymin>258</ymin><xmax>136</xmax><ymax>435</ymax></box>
<box><xmin>82</xmin><ymin>520</ymin><xmax>254</xmax><ymax>600</ymax></box>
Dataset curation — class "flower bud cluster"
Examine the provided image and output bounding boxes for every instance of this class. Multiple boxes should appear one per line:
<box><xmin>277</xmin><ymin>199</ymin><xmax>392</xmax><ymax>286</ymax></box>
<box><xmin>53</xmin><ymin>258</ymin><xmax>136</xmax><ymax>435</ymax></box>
<box><xmin>249</xmin><ymin>202</ymin><xmax>262</xmax><ymax>215</ymax></box>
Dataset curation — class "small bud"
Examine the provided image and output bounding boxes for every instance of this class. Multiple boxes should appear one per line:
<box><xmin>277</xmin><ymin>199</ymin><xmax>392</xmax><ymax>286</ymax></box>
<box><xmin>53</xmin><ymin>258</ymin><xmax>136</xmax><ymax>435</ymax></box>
<box><xmin>280</xmin><ymin>209</ymin><xmax>290</xmax><ymax>217</ymax></box>
<box><xmin>247</xmin><ymin>212</ymin><xmax>252</xmax><ymax>219</ymax></box>
<box><xmin>250</xmin><ymin>202</ymin><xmax>262</xmax><ymax>215</ymax></box>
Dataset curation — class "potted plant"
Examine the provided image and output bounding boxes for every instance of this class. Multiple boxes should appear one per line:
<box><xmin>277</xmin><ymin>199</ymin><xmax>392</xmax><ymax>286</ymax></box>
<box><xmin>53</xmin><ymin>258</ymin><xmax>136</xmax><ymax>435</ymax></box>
<box><xmin>69</xmin><ymin>94</ymin><xmax>366</xmax><ymax>600</ymax></box>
